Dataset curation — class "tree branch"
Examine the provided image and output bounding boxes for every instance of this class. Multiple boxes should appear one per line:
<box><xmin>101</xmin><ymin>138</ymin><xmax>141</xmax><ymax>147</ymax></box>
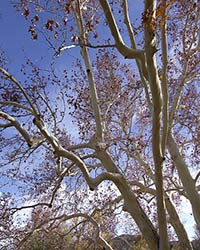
<box><xmin>99</xmin><ymin>0</ymin><xmax>145</xmax><ymax>59</ymax></box>
<box><xmin>0</xmin><ymin>67</ymin><xmax>38</xmax><ymax>115</ymax></box>
<box><xmin>73</xmin><ymin>0</ymin><xmax>104</xmax><ymax>142</ymax></box>
<box><xmin>0</xmin><ymin>101</ymin><xmax>33</xmax><ymax>113</ymax></box>
<box><xmin>0</xmin><ymin>111</ymin><xmax>34</xmax><ymax>147</ymax></box>
<box><xmin>160</xmin><ymin>0</ymin><xmax>169</xmax><ymax>156</ymax></box>
<box><xmin>18</xmin><ymin>213</ymin><xmax>114</xmax><ymax>250</ymax></box>
<box><xmin>122</xmin><ymin>0</ymin><xmax>150</xmax><ymax>102</ymax></box>
<box><xmin>168</xmin><ymin>133</ymin><xmax>200</xmax><ymax>227</ymax></box>
<box><xmin>144</xmin><ymin>0</ymin><xmax>169</xmax><ymax>248</ymax></box>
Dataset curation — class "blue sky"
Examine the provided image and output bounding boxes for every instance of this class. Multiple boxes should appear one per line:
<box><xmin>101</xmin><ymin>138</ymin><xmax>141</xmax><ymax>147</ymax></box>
<box><xmin>0</xmin><ymin>1</ymin><xmax>47</xmax><ymax>72</ymax></box>
<box><xmin>0</xmin><ymin>0</ymin><xmax>196</xmax><ymax>240</ymax></box>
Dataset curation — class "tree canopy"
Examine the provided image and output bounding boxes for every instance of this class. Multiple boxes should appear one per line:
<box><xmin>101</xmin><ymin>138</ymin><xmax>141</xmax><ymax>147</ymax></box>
<box><xmin>0</xmin><ymin>1</ymin><xmax>199</xmax><ymax>250</ymax></box>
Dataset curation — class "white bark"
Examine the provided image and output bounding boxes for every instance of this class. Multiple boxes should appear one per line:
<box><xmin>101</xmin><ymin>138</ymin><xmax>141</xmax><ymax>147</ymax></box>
<box><xmin>144</xmin><ymin>0</ymin><xmax>169</xmax><ymax>249</ymax></box>
<box><xmin>168</xmin><ymin>133</ymin><xmax>200</xmax><ymax>228</ymax></box>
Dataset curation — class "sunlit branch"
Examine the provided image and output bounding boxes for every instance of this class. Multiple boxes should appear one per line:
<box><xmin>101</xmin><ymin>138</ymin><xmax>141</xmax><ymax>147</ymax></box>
<box><xmin>122</xmin><ymin>0</ymin><xmax>151</xmax><ymax>105</ymax></box>
<box><xmin>169</xmin><ymin>68</ymin><xmax>187</xmax><ymax>128</ymax></box>
<box><xmin>168</xmin><ymin>133</ymin><xmax>200</xmax><ymax>227</ymax></box>
<box><xmin>0</xmin><ymin>67</ymin><xmax>38</xmax><ymax>115</ymax></box>
<box><xmin>37</xmin><ymin>92</ymin><xmax>57</xmax><ymax>135</ymax></box>
<box><xmin>129</xmin><ymin>180</ymin><xmax>156</xmax><ymax>195</ymax></box>
<box><xmin>33</xmin><ymin>116</ymin><xmax>59</xmax><ymax>150</ymax></box>
<box><xmin>57</xmin><ymin>147</ymin><xmax>96</xmax><ymax>189</ymax></box>
<box><xmin>92</xmin><ymin>172</ymin><xmax>123</xmax><ymax>189</ymax></box>
<box><xmin>169</xmin><ymin>11</ymin><xmax>199</xmax><ymax>128</ymax></box>
<box><xmin>165</xmin><ymin>195</ymin><xmax>193</xmax><ymax>249</ymax></box>
<box><xmin>99</xmin><ymin>0</ymin><xmax>145</xmax><ymax>59</ymax></box>
<box><xmin>122</xmin><ymin>0</ymin><xmax>136</xmax><ymax>48</ymax></box>
<box><xmin>129</xmin><ymin>180</ymin><xmax>192</xmax><ymax>249</ymax></box>
<box><xmin>160</xmin><ymin>0</ymin><xmax>169</xmax><ymax>156</ymax></box>
<box><xmin>73</xmin><ymin>0</ymin><xmax>104</xmax><ymax>142</ymax></box>
<box><xmin>144</xmin><ymin>0</ymin><xmax>169</xmax><ymax>248</ymax></box>
<box><xmin>29</xmin><ymin>114</ymin><xmax>114</xmax><ymax>191</ymax></box>
<box><xmin>55</xmin><ymin>42</ymin><xmax>116</xmax><ymax>56</ymax></box>
<box><xmin>57</xmin><ymin>146</ymin><xmax>122</xmax><ymax>190</ymax></box>
<box><xmin>0</xmin><ymin>111</ymin><xmax>33</xmax><ymax>146</ymax></box>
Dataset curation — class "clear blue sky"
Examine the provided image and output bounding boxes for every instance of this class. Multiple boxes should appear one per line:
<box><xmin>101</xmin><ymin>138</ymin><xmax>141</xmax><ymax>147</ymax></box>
<box><xmin>0</xmin><ymin>1</ymin><xmax>54</xmax><ymax>75</ymax></box>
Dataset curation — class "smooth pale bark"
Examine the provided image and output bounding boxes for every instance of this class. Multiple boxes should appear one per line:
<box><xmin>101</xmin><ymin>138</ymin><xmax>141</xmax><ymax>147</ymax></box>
<box><xmin>73</xmin><ymin>0</ymin><xmax>104</xmax><ymax>142</ymax></box>
<box><xmin>168</xmin><ymin>133</ymin><xmax>200</xmax><ymax>228</ymax></box>
<box><xmin>122</xmin><ymin>0</ymin><xmax>151</xmax><ymax>105</ymax></box>
<box><xmin>98</xmin><ymin>0</ymin><xmax>168</xmax><ymax>248</ymax></box>
<box><xmin>99</xmin><ymin>0</ymin><xmax>148</xmax><ymax>80</ymax></box>
<box><xmin>144</xmin><ymin>0</ymin><xmax>170</xmax><ymax>249</ymax></box>
<box><xmin>131</xmin><ymin>181</ymin><xmax>193</xmax><ymax>249</ymax></box>
<box><xmin>98</xmin><ymin>237</ymin><xmax>114</xmax><ymax>250</ymax></box>
<box><xmin>165</xmin><ymin>196</ymin><xmax>193</xmax><ymax>250</ymax></box>
<box><xmin>97</xmin><ymin>150</ymin><xmax>159</xmax><ymax>250</ymax></box>
<box><xmin>160</xmin><ymin>0</ymin><xmax>169</xmax><ymax>155</ymax></box>
<box><xmin>71</xmin><ymin>3</ymin><xmax>160</xmax><ymax>249</ymax></box>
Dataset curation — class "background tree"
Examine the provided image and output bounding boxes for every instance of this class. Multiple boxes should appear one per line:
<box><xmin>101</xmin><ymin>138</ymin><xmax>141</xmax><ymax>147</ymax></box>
<box><xmin>0</xmin><ymin>0</ymin><xmax>199</xmax><ymax>249</ymax></box>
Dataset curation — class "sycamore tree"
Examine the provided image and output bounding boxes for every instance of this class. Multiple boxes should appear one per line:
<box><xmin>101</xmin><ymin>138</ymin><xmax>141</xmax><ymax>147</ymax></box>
<box><xmin>0</xmin><ymin>0</ymin><xmax>199</xmax><ymax>250</ymax></box>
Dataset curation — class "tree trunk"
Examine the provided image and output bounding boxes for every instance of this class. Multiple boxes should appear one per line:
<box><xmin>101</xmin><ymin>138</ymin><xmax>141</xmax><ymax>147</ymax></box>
<box><xmin>144</xmin><ymin>1</ymin><xmax>170</xmax><ymax>249</ymax></box>
<box><xmin>97</xmin><ymin>150</ymin><xmax>159</xmax><ymax>250</ymax></box>
<box><xmin>165</xmin><ymin>195</ymin><xmax>193</xmax><ymax>250</ymax></box>
<box><xmin>168</xmin><ymin>133</ymin><xmax>200</xmax><ymax>228</ymax></box>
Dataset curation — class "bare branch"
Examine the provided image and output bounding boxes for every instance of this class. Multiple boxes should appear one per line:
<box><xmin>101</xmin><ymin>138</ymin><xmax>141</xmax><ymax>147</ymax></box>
<box><xmin>160</xmin><ymin>0</ymin><xmax>169</xmax><ymax>156</ymax></box>
<box><xmin>168</xmin><ymin>133</ymin><xmax>200</xmax><ymax>227</ymax></box>
<box><xmin>18</xmin><ymin>213</ymin><xmax>114</xmax><ymax>250</ymax></box>
<box><xmin>0</xmin><ymin>111</ymin><xmax>33</xmax><ymax>146</ymax></box>
<box><xmin>121</xmin><ymin>0</ymin><xmax>150</xmax><ymax>104</ymax></box>
<box><xmin>195</xmin><ymin>171</ymin><xmax>200</xmax><ymax>184</ymax></box>
<box><xmin>83</xmin><ymin>42</ymin><xmax>115</xmax><ymax>49</ymax></box>
<box><xmin>73</xmin><ymin>0</ymin><xmax>104</xmax><ymax>142</ymax></box>
<box><xmin>144</xmin><ymin>0</ymin><xmax>169</xmax><ymax>248</ymax></box>
<box><xmin>0</xmin><ymin>101</ymin><xmax>33</xmax><ymax>113</ymax></box>
<box><xmin>99</xmin><ymin>0</ymin><xmax>144</xmax><ymax>59</ymax></box>
<box><xmin>0</xmin><ymin>67</ymin><xmax>38</xmax><ymax>115</ymax></box>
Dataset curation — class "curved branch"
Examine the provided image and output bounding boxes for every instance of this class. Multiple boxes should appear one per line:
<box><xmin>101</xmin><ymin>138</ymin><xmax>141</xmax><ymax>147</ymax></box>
<box><xmin>168</xmin><ymin>133</ymin><xmax>200</xmax><ymax>227</ymax></box>
<box><xmin>195</xmin><ymin>171</ymin><xmax>200</xmax><ymax>184</ymax></box>
<box><xmin>129</xmin><ymin>181</ymin><xmax>193</xmax><ymax>250</ymax></box>
<box><xmin>122</xmin><ymin>0</ymin><xmax>149</xmax><ymax>85</ymax></box>
<box><xmin>0</xmin><ymin>101</ymin><xmax>33</xmax><ymax>113</ymax></box>
<box><xmin>99</xmin><ymin>0</ymin><xmax>144</xmax><ymax>59</ymax></box>
<box><xmin>0</xmin><ymin>67</ymin><xmax>38</xmax><ymax>115</ymax></box>
<box><xmin>0</xmin><ymin>111</ymin><xmax>33</xmax><ymax>146</ymax></box>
